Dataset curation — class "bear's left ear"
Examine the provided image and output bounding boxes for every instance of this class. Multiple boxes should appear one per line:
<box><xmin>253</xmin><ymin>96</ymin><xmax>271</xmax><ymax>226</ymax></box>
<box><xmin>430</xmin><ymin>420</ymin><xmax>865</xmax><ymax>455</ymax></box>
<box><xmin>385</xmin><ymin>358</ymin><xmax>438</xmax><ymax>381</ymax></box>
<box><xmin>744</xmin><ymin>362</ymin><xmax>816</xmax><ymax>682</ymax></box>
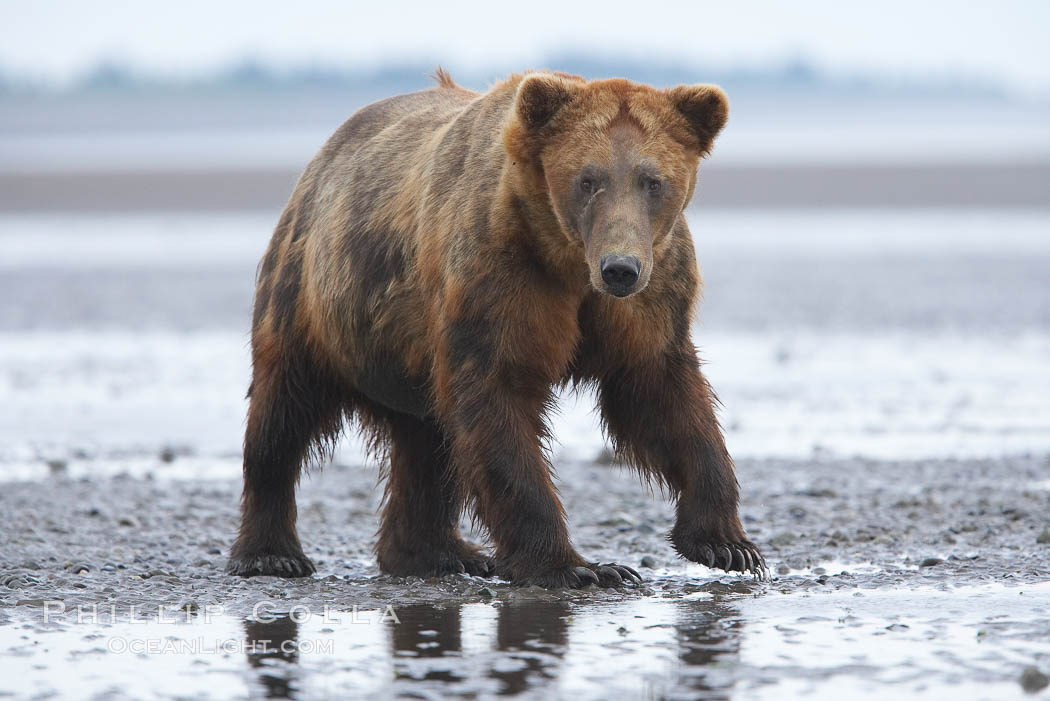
<box><xmin>514</xmin><ymin>73</ymin><xmax>580</xmax><ymax>131</ymax></box>
<box><xmin>667</xmin><ymin>84</ymin><xmax>729</xmax><ymax>151</ymax></box>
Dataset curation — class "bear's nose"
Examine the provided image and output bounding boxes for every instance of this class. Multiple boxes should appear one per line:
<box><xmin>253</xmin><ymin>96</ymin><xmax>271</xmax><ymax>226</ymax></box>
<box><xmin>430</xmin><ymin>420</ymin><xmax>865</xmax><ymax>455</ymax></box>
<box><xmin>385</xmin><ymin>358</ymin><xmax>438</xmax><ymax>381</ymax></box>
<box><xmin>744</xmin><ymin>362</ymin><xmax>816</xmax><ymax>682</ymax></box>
<box><xmin>600</xmin><ymin>255</ymin><xmax>641</xmax><ymax>295</ymax></box>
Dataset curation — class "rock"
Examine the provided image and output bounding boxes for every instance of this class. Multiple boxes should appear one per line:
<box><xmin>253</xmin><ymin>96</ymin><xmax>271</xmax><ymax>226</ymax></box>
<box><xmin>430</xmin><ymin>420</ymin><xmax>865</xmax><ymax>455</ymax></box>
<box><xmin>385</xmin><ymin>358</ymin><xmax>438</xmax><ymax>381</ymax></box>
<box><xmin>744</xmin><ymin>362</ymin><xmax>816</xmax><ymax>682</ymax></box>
<box><xmin>478</xmin><ymin>586</ymin><xmax>496</xmax><ymax>598</ymax></box>
<box><xmin>769</xmin><ymin>532</ymin><xmax>796</xmax><ymax>548</ymax></box>
<box><xmin>1036</xmin><ymin>527</ymin><xmax>1050</xmax><ymax>545</ymax></box>
<box><xmin>776</xmin><ymin>564</ymin><xmax>791</xmax><ymax>575</ymax></box>
<box><xmin>640</xmin><ymin>555</ymin><xmax>657</xmax><ymax>569</ymax></box>
<box><xmin>1020</xmin><ymin>666</ymin><xmax>1049</xmax><ymax>694</ymax></box>
<box><xmin>920</xmin><ymin>557</ymin><xmax>945</xmax><ymax>568</ymax></box>
<box><xmin>118</xmin><ymin>517</ymin><xmax>137</xmax><ymax>528</ymax></box>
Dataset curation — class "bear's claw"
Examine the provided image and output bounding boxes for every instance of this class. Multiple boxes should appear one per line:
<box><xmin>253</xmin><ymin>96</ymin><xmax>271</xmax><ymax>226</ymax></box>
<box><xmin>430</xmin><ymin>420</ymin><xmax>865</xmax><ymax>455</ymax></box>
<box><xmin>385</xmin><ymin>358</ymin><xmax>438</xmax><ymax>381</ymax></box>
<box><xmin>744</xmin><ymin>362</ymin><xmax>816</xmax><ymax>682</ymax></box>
<box><xmin>678</xmin><ymin>538</ymin><xmax>768</xmax><ymax>581</ymax></box>
<box><xmin>592</xmin><ymin>562</ymin><xmax>643</xmax><ymax>586</ymax></box>
<box><xmin>226</xmin><ymin>552</ymin><xmax>317</xmax><ymax>578</ymax></box>
<box><xmin>573</xmin><ymin>566</ymin><xmax>600</xmax><ymax>586</ymax></box>
<box><xmin>517</xmin><ymin>561</ymin><xmax>643</xmax><ymax>589</ymax></box>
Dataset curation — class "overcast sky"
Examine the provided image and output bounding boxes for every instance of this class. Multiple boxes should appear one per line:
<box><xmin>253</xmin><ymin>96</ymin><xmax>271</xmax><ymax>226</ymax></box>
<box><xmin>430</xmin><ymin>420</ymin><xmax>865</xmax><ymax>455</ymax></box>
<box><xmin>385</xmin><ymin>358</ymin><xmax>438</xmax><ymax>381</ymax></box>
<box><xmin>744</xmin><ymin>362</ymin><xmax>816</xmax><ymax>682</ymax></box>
<box><xmin>2</xmin><ymin>1</ymin><xmax>1048</xmax><ymax>95</ymax></box>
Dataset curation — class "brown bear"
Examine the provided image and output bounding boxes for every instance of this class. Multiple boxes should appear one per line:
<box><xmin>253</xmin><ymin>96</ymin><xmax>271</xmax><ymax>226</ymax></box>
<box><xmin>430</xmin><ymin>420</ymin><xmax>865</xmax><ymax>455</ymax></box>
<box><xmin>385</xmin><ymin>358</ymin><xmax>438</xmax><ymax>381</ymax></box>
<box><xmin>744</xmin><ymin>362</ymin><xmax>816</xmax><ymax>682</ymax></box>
<box><xmin>226</xmin><ymin>68</ymin><xmax>766</xmax><ymax>587</ymax></box>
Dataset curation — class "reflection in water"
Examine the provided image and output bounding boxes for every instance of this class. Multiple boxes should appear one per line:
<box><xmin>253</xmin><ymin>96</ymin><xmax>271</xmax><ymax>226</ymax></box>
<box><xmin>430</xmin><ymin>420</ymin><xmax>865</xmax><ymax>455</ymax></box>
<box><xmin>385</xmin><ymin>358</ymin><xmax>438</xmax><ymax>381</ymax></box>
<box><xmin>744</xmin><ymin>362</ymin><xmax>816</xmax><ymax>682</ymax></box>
<box><xmin>673</xmin><ymin>600</ymin><xmax>744</xmax><ymax>699</ymax></box>
<box><xmin>243</xmin><ymin>615</ymin><xmax>300</xmax><ymax>699</ymax></box>
<box><xmin>490</xmin><ymin>601</ymin><xmax>570</xmax><ymax>695</ymax></box>
<box><xmin>386</xmin><ymin>597</ymin><xmax>742</xmax><ymax>697</ymax></box>
<box><xmin>387</xmin><ymin>601</ymin><xmax>571</xmax><ymax>695</ymax></box>
<box><xmin>236</xmin><ymin>596</ymin><xmax>745</xmax><ymax>698</ymax></box>
<box><xmin>390</xmin><ymin>604</ymin><xmax>465</xmax><ymax>683</ymax></box>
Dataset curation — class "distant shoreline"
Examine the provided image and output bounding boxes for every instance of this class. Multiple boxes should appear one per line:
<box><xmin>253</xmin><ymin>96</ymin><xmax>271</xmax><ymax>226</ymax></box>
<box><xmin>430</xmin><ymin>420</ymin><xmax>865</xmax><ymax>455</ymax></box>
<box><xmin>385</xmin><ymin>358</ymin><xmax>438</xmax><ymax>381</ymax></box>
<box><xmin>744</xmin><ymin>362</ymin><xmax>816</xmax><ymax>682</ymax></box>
<box><xmin>1</xmin><ymin>162</ymin><xmax>1048</xmax><ymax>212</ymax></box>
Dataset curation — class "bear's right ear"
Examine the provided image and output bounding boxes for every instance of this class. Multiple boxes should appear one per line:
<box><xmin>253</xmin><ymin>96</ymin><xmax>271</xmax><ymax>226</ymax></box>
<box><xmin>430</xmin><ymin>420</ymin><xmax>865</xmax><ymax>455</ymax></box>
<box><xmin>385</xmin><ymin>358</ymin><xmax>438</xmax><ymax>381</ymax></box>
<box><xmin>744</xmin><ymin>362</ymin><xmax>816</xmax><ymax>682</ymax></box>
<box><xmin>513</xmin><ymin>73</ymin><xmax>579</xmax><ymax>131</ymax></box>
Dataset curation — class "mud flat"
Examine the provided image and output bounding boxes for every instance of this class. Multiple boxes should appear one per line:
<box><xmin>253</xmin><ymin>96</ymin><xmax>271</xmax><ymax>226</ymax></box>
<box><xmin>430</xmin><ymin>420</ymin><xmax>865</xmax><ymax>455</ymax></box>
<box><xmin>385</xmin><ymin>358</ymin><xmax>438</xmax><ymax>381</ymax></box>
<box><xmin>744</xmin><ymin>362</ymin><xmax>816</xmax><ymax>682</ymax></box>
<box><xmin>2</xmin><ymin>454</ymin><xmax>1048</xmax><ymax>699</ymax></box>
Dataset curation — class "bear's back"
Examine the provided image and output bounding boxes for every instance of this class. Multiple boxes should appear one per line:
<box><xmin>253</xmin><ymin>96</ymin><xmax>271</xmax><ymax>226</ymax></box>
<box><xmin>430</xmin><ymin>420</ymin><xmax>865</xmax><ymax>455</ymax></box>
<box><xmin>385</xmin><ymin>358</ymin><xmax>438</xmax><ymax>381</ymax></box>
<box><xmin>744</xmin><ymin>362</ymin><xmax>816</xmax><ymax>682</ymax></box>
<box><xmin>314</xmin><ymin>87</ymin><xmax>480</xmax><ymax>179</ymax></box>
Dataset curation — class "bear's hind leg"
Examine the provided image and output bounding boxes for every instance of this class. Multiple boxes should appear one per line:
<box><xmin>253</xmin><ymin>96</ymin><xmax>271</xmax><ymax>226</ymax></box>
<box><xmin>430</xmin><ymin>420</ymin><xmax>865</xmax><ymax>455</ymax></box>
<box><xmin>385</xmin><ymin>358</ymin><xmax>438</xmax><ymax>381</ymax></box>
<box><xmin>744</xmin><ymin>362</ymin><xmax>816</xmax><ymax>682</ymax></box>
<box><xmin>375</xmin><ymin>414</ymin><xmax>493</xmax><ymax>578</ymax></box>
<box><xmin>227</xmin><ymin>341</ymin><xmax>345</xmax><ymax>578</ymax></box>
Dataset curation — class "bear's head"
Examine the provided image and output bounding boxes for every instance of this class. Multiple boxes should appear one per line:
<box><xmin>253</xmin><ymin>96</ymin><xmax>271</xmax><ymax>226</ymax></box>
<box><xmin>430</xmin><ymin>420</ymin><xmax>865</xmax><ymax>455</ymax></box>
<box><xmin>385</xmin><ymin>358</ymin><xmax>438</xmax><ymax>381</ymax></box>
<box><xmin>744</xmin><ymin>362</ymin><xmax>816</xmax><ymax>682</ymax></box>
<box><xmin>505</xmin><ymin>72</ymin><xmax>728</xmax><ymax>298</ymax></box>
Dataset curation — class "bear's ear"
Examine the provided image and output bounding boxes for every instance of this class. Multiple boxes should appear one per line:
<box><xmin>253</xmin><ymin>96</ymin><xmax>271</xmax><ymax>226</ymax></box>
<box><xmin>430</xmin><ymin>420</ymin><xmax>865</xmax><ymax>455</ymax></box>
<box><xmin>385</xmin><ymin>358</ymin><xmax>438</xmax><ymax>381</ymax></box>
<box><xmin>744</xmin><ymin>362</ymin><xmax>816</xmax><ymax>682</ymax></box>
<box><xmin>514</xmin><ymin>73</ymin><xmax>580</xmax><ymax>131</ymax></box>
<box><xmin>667</xmin><ymin>84</ymin><xmax>729</xmax><ymax>151</ymax></box>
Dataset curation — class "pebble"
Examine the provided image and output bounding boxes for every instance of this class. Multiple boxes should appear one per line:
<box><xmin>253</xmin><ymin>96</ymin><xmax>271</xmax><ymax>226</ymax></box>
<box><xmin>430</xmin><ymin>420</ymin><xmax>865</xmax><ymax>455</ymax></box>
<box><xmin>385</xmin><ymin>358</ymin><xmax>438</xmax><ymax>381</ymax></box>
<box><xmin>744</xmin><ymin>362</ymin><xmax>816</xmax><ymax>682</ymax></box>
<box><xmin>1</xmin><ymin>575</ymin><xmax>25</xmax><ymax>589</ymax></box>
<box><xmin>798</xmin><ymin>488</ymin><xmax>837</xmax><ymax>498</ymax></box>
<box><xmin>1021</xmin><ymin>666</ymin><xmax>1049</xmax><ymax>693</ymax></box>
<box><xmin>598</xmin><ymin>513</ymin><xmax>636</xmax><ymax>528</ymax></box>
<box><xmin>639</xmin><ymin>555</ymin><xmax>657</xmax><ymax>569</ymax></box>
<box><xmin>45</xmin><ymin>459</ymin><xmax>67</xmax><ymax>474</ymax></box>
<box><xmin>776</xmin><ymin>564</ymin><xmax>791</xmax><ymax>575</ymax></box>
<box><xmin>769</xmin><ymin>532</ymin><xmax>796</xmax><ymax>548</ymax></box>
<box><xmin>478</xmin><ymin>587</ymin><xmax>496</xmax><ymax>598</ymax></box>
<box><xmin>920</xmin><ymin>557</ymin><xmax>945</xmax><ymax>568</ymax></box>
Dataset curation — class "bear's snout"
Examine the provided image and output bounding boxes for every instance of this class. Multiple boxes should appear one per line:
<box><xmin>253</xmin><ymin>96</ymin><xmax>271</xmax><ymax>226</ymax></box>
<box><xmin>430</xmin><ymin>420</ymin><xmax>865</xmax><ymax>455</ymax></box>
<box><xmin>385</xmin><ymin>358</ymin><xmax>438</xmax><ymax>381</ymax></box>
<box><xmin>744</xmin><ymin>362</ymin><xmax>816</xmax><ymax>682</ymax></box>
<box><xmin>600</xmin><ymin>254</ymin><xmax>642</xmax><ymax>297</ymax></box>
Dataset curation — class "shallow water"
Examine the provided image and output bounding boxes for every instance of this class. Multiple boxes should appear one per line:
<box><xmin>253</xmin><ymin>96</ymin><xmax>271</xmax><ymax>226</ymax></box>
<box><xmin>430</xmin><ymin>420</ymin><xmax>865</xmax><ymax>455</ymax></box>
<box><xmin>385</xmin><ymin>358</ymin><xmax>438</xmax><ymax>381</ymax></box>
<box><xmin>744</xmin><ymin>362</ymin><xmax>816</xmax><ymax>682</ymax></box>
<box><xmin>5</xmin><ymin>579</ymin><xmax>1049</xmax><ymax>699</ymax></box>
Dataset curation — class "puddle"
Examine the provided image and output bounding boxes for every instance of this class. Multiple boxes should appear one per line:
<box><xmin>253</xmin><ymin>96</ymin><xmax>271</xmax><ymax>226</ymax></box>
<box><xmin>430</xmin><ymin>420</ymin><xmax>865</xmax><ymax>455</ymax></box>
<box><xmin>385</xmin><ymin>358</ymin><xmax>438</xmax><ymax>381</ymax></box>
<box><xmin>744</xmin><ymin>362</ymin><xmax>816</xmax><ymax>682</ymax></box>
<box><xmin>4</xmin><ymin>581</ymin><xmax>1048</xmax><ymax>699</ymax></box>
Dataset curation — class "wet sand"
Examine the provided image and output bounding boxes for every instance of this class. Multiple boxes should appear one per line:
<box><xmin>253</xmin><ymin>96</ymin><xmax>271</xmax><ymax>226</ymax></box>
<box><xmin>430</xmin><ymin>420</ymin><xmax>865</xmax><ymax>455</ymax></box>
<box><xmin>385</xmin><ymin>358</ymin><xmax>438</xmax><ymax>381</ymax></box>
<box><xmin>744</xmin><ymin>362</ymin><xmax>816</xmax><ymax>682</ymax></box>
<box><xmin>1</xmin><ymin>161</ymin><xmax>1049</xmax><ymax>212</ymax></box>
<box><xmin>2</xmin><ymin>455</ymin><xmax>1049</xmax><ymax>698</ymax></box>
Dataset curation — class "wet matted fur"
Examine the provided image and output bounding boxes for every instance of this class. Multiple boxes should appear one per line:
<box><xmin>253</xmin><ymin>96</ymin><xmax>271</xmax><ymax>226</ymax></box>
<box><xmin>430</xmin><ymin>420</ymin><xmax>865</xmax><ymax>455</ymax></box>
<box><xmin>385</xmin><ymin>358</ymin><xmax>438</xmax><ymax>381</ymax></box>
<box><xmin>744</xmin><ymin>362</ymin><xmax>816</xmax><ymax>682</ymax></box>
<box><xmin>227</xmin><ymin>69</ymin><xmax>766</xmax><ymax>587</ymax></box>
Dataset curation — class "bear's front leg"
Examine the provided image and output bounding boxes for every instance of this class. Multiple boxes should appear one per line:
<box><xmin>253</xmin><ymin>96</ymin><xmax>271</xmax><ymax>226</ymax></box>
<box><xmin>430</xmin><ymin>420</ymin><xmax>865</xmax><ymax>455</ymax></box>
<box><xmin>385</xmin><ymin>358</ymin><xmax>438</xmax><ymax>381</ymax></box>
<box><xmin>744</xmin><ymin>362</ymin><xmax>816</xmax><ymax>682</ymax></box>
<box><xmin>435</xmin><ymin>311</ymin><xmax>640</xmax><ymax>589</ymax></box>
<box><xmin>598</xmin><ymin>347</ymin><xmax>767</xmax><ymax>579</ymax></box>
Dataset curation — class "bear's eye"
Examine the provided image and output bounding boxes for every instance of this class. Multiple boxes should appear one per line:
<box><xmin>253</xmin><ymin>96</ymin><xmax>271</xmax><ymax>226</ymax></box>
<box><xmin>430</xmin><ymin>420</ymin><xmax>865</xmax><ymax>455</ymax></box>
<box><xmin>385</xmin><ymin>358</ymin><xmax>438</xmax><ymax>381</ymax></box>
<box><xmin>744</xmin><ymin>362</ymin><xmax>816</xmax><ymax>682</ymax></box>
<box><xmin>580</xmin><ymin>178</ymin><xmax>595</xmax><ymax>194</ymax></box>
<box><xmin>646</xmin><ymin>178</ymin><xmax>662</xmax><ymax>194</ymax></box>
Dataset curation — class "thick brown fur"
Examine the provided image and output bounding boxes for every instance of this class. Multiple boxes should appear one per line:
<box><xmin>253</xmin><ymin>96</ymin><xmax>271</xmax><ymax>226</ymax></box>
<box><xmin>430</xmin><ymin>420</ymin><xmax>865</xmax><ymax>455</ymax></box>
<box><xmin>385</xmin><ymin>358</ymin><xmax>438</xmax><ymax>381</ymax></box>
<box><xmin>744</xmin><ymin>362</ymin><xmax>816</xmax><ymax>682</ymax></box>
<box><xmin>227</xmin><ymin>70</ymin><xmax>765</xmax><ymax>586</ymax></box>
